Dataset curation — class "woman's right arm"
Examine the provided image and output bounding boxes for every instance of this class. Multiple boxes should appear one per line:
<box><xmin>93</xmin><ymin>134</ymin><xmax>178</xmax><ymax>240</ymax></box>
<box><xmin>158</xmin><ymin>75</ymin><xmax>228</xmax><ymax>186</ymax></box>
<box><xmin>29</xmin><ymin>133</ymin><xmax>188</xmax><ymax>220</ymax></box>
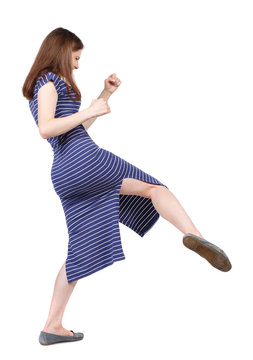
<box><xmin>38</xmin><ymin>81</ymin><xmax>110</xmax><ymax>139</ymax></box>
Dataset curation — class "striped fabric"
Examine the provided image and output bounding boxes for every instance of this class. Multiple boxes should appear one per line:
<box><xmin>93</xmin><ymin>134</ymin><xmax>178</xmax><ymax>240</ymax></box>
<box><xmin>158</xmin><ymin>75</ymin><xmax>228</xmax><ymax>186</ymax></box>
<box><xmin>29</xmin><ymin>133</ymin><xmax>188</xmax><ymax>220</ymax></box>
<box><xmin>29</xmin><ymin>72</ymin><xmax>168</xmax><ymax>283</ymax></box>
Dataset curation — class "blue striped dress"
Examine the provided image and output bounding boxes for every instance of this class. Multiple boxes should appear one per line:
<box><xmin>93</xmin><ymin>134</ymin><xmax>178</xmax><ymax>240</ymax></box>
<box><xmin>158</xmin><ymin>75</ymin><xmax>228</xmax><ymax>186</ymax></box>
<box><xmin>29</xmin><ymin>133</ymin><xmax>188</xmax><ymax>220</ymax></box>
<box><xmin>29</xmin><ymin>72</ymin><xmax>169</xmax><ymax>283</ymax></box>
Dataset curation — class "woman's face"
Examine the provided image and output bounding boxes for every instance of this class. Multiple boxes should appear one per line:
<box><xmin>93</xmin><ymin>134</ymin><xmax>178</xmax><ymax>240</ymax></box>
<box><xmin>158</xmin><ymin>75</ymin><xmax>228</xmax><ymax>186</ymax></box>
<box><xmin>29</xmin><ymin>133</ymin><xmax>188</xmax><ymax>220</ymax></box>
<box><xmin>72</xmin><ymin>49</ymin><xmax>82</xmax><ymax>70</ymax></box>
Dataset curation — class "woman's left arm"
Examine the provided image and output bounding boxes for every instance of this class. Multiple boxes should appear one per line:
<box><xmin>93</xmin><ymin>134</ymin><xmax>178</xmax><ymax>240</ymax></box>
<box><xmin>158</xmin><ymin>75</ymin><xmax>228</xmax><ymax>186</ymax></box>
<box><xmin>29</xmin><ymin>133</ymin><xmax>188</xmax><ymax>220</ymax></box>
<box><xmin>81</xmin><ymin>73</ymin><xmax>121</xmax><ymax>131</ymax></box>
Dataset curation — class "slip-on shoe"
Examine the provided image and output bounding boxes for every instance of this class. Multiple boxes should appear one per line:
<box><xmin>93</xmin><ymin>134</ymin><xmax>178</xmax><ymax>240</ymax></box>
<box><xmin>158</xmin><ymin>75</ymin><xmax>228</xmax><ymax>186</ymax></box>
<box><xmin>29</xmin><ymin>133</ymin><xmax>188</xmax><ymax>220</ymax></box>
<box><xmin>183</xmin><ymin>233</ymin><xmax>232</xmax><ymax>272</ymax></box>
<box><xmin>39</xmin><ymin>330</ymin><xmax>84</xmax><ymax>345</ymax></box>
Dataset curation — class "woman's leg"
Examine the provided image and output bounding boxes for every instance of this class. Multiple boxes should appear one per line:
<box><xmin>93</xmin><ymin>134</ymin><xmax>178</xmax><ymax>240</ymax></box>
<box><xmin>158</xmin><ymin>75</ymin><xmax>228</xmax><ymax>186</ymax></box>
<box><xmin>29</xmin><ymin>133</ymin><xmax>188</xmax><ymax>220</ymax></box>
<box><xmin>149</xmin><ymin>185</ymin><xmax>204</xmax><ymax>238</ymax></box>
<box><xmin>42</xmin><ymin>261</ymin><xmax>78</xmax><ymax>336</ymax></box>
<box><xmin>120</xmin><ymin>178</ymin><xmax>204</xmax><ymax>238</ymax></box>
<box><xmin>120</xmin><ymin>179</ymin><xmax>231</xmax><ymax>271</ymax></box>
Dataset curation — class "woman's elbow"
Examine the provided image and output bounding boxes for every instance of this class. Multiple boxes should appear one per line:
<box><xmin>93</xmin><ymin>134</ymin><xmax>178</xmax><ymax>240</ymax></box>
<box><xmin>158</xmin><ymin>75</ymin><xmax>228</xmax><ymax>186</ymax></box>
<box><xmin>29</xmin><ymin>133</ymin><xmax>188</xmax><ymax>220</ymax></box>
<box><xmin>39</xmin><ymin>126</ymin><xmax>49</xmax><ymax>139</ymax></box>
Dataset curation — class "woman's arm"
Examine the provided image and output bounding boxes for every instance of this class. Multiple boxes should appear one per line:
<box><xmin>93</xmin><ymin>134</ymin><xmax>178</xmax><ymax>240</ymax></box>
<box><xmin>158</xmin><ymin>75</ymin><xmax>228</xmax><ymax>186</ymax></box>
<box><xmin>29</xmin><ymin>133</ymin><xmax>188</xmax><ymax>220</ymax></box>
<box><xmin>38</xmin><ymin>82</ymin><xmax>96</xmax><ymax>139</ymax></box>
<box><xmin>82</xmin><ymin>89</ymin><xmax>111</xmax><ymax>130</ymax></box>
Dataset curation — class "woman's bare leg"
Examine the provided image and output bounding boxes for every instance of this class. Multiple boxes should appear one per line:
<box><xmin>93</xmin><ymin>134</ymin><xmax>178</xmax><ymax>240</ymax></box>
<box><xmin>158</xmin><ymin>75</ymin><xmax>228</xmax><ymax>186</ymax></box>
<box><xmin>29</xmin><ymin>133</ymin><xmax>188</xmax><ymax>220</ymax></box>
<box><xmin>120</xmin><ymin>178</ymin><xmax>204</xmax><ymax>238</ymax></box>
<box><xmin>42</xmin><ymin>261</ymin><xmax>78</xmax><ymax>336</ymax></box>
<box><xmin>150</xmin><ymin>186</ymin><xmax>204</xmax><ymax>238</ymax></box>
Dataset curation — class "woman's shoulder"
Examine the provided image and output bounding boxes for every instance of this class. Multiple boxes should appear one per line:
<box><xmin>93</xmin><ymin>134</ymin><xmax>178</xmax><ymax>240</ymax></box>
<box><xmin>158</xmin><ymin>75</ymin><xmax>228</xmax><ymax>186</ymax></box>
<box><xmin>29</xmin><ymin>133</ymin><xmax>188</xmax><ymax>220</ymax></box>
<box><xmin>36</xmin><ymin>71</ymin><xmax>61</xmax><ymax>85</ymax></box>
<box><xmin>34</xmin><ymin>72</ymin><xmax>65</xmax><ymax>96</ymax></box>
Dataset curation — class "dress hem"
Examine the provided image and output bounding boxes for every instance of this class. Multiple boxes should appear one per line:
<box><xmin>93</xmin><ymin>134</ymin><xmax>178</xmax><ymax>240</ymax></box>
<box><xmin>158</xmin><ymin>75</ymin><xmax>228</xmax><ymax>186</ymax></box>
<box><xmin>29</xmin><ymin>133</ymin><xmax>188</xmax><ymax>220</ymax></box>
<box><xmin>65</xmin><ymin>256</ymin><xmax>126</xmax><ymax>283</ymax></box>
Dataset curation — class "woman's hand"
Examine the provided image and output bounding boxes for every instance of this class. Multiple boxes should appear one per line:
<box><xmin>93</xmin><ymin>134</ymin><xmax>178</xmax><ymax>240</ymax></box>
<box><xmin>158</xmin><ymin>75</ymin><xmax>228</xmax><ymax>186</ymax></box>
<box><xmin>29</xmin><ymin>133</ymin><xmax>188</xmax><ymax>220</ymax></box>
<box><xmin>104</xmin><ymin>73</ymin><xmax>122</xmax><ymax>94</ymax></box>
<box><xmin>87</xmin><ymin>98</ymin><xmax>111</xmax><ymax>118</ymax></box>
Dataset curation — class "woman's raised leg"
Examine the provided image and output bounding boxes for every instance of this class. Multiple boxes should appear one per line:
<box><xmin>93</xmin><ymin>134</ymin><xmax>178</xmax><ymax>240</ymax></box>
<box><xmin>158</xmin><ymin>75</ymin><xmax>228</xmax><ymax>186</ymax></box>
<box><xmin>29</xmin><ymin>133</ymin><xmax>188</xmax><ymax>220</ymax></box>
<box><xmin>120</xmin><ymin>178</ymin><xmax>204</xmax><ymax>238</ymax></box>
<box><xmin>120</xmin><ymin>178</ymin><xmax>231</xmax><ymax>271</ymax></box>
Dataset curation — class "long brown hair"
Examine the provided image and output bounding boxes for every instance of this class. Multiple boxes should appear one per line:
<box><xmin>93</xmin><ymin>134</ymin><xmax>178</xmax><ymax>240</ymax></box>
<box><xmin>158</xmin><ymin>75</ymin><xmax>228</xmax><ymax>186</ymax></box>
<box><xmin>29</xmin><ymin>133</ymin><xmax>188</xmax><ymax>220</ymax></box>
<box><xmin>22</xmin><ymin>27</ymin><xmax>84</xmax><ymax>101</ymax></box>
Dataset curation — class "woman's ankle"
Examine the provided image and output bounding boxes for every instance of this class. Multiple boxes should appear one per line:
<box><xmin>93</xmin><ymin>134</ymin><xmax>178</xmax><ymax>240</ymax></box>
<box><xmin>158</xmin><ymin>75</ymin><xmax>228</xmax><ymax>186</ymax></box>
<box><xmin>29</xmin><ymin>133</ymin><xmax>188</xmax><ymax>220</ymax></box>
<box><xmin>43</xmin><ymin>320</ymin><xmax>63</xmax><ymax>332</ymax></box>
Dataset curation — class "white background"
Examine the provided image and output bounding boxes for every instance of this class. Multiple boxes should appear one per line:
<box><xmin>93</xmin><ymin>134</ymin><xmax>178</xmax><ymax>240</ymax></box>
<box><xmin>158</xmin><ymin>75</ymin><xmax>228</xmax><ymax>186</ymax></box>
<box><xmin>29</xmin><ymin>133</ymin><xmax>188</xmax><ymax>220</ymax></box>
<box><xmin>1</xmin><ymin>0</ymin><xmax>253</xmax><ymax>358</ymax></box>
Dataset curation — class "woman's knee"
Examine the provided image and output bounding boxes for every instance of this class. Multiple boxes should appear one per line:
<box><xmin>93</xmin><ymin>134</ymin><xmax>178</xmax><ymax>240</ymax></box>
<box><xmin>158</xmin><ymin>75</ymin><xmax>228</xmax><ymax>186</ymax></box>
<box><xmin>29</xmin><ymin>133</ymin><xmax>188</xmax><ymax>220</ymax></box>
<box><xmin>120</xmin><ymin>178</ymin><xmax>158</xmax><ymax>198</ymax></box>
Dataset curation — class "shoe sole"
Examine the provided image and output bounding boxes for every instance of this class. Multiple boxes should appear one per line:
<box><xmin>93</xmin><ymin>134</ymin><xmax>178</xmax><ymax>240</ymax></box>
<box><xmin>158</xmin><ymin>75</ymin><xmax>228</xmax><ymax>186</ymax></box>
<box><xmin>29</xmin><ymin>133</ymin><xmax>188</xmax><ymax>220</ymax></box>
<box><xmin>183</xmin><ymin>234</ymin><xmax>232</xmax><ymax>272</ymax></box>
<box><xmin>40</xmin><ymin>340</ymin><xmax>81</xmax><ymax>345</ymax></box>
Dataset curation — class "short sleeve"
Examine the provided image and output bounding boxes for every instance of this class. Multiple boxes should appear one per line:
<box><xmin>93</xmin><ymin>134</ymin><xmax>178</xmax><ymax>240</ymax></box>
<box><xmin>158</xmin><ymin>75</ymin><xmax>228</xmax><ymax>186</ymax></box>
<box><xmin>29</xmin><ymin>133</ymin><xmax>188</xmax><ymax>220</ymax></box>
<box><xmin>35</xmin><ymin>72</ymin><xmax>63</xmax><ymax>96</ymax></box>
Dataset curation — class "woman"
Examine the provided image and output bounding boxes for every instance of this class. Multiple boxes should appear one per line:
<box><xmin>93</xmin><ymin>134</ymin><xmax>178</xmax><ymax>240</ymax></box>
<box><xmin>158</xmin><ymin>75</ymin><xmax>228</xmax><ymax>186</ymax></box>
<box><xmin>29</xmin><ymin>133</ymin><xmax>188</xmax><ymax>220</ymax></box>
<box><xmin>23</xmin><ymin>27</ymin><xmax>232</xmax><ymax>346</ymax></box>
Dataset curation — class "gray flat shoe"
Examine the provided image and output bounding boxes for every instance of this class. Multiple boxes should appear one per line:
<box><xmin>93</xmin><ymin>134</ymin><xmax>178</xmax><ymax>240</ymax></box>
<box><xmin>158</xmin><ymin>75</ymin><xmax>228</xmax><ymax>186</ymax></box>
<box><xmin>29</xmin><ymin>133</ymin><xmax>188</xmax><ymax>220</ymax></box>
<box><xmin>183</xmin><ymin>233</ymin><xmax>232</xmax><ymax>272</ymax></box>
<box><xmin>39</xmin><ymin>330</ymin><xmax>84</xmax><ymax>345</ymax></box>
